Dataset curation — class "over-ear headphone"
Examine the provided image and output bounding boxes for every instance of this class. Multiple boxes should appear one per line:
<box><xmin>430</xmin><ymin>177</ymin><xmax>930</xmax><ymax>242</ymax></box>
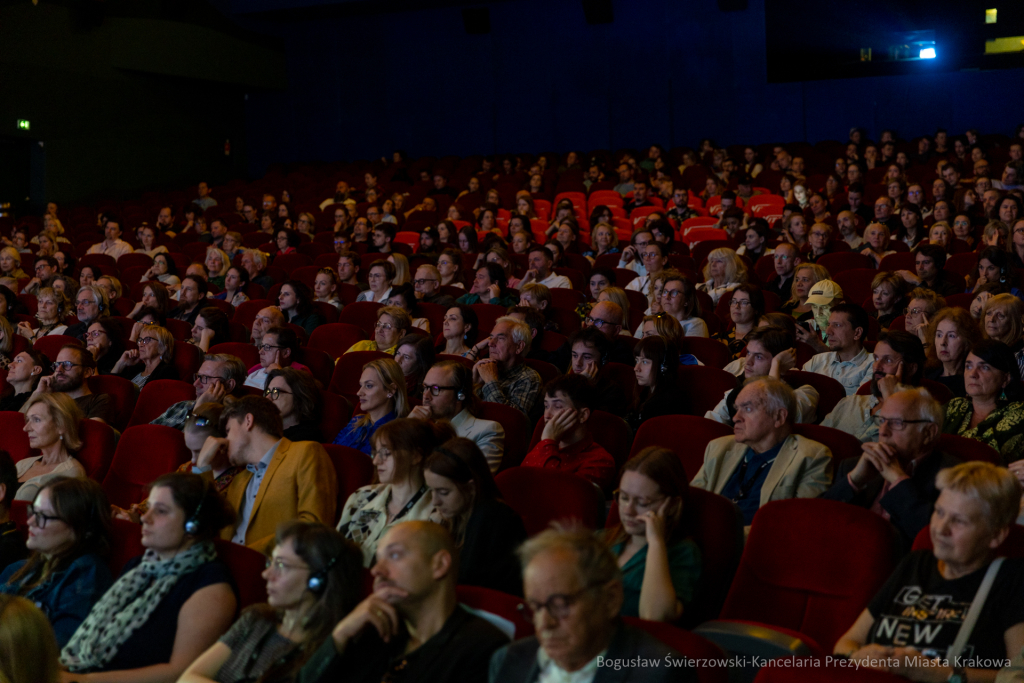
<box><xmin>456</xmin><ymin>390</ymin><xmax>466</xmax><ymax>401</ymax></box>
<box><xmin>184</xmin><ymin>480</ymin><xmax>208</xmax><ymax>536</ymax></box>
<box><xmin>307</xmin><ymin>553</ymin><xmax>338</xmax><ymax>593</ymax></box>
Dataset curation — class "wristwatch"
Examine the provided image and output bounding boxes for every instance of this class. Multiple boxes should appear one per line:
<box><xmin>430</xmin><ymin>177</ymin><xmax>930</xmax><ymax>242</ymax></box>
<box><xmin>948</xmin><ymin>665</ymin><xmax>967</xmax><ymax>683</ymax></box>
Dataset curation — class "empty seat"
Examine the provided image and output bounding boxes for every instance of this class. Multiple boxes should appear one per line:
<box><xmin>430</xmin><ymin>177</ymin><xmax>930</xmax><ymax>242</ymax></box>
<box><xmin>495</xmin><ymin>467</ymin><xmax>604</xmax><ymax>535</ymax></box>
<box><xmin>102</xmin><ymin>425</ymin><xmax>191</xmax><ymax>508</ymax></box>
<box><xmin>127</xmin><ymin>379</ymin><xmax>196</xmax><ymax>428</ymax></box>
<box><xmin>678</xmin><ymin>366</ymin><xmax>739</xmax><ymax>417</ymax></box>
<box><xmin>0</xmin><ymin>411</ymin><xmax>31</xmax><ymax>461</ymax></box>
<box><xmin>85</xmin><ymin>374</ymin><xmax>139</xmax><ymax>432</ymax></box>
<box><xmin>77</xmin><ymin>418</ymin><xmax>117</xmax><ymax>481</ymax></box>
<box><xmin>786</xmin><ymin>370</ymin><xmax>846</xmax><ymax>423</ymax></box>
<box><xmin>791</xmin><ymin>423</ymin><xmax>863</xmax><ymax>466</ymax></box>
<box><xmin>33</xmin><ymin>334</ymin><xmax>82</xmax><ymax>361</ymax></box>
<box><xmin>322</xmin><ymin>444</ymin><xmax>375</xmax><ymax>522</ymax></box>
<box><xmin>478</xmin><ymin>401</ymin><xmax>531</xmax><ymax>471</ymax></box>
<box><xmin>309</xmin><ymin>323</ymin><xmax>369</xmax><ymax>358</ymax></box>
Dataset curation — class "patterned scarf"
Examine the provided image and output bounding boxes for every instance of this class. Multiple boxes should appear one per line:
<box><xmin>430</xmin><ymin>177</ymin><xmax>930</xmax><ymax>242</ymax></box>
<box><xmin>60</xmin><ymin>541</ymin><xmax>217</xmax><ymax>672</ymax></box>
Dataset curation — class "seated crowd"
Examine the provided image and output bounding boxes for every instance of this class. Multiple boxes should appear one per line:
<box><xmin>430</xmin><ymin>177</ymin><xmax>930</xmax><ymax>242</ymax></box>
<box><xmin>2</xmin><ymin>128</ymin><xmax>1024</xmax><ymax>682</ymax></box>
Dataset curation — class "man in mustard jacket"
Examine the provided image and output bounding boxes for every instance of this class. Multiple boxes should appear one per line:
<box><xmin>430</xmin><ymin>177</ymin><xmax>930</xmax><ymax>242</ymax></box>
<box><xmin>196</xmin><ymin>395</ymin><xmax>337</xmax><ymax>554</ymax></box>
<box><xmin>692</xmin><ymin>376</ymin><xmax>833</xmax><ymax>529</ymax></box>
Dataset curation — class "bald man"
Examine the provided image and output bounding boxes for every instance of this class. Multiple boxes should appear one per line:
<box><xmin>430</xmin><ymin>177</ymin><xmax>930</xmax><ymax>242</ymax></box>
<box><xmin>584</xmin><ymin>300</ymin><xmax>634</xmax><ymax>365</ymax></box>
<box><xmin>251</xmin><ymin>306</ymin><xmax>286</xmax><ymax>347</ymax></box>
<box><xmin>302</xmin><ymin>522</ymin><xmax>509</xmax><ymax>683</ymax></box>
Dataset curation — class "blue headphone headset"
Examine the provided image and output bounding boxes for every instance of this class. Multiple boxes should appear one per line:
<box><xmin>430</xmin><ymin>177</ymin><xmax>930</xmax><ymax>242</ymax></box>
<box><xmin>307</xmin><ymin>554</ymin><xmax>338</xmax><ymax>593</ymax></box>
<box><xmin>184</xmin><ymin>481</ymin><xmax>208</xmax><ymax>536</ymax></box>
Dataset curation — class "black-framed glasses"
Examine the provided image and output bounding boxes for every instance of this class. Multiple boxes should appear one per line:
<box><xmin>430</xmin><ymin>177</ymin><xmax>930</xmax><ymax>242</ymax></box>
<box><xmin>584</xmin><ymin>317</ymin><xmax>616</xmax><ymax>329</ymax></box>
<box><xmin>51</xmin><ymin>361</ymin><xmax>85</xmax><ymax>371</ymax></box>
<box><xmin>257</xmin><ymin>343</ymin><xmax>284</xmax><ymax>352</ymax></box>
<box><xmin>137</xmin><ymin>337</ymin><xmax>157</xmax><ymax>346</ymax></box>
<box><xmin>264</xmin><ymin>387</ymin><xmax>292</xmax><ymax>400</ymax></box>
<box><xmin>520</xmin><ymin>586</ymin><xmax>597</xmax><ymax>620</ymax></box>
<box><xmin>193</xmin><ymin>373</ymin><xmax>227</xmax><ymax>385</ymax></box>
<box><xmin>421</xmin><ymin>384</ymin><xmax>459</xmax><ymax>397</ymax></box>
<box><xmin>871</xmin><ymin>416</ymin><xmax>933</xmax><ymax>431</ymax></box>
<box><xmin>26</xmin><ymin>505</ymin><xmax>64</xmax><ymax>529</ymax></box>
<box><xmin>413</xmin><ymin>278</ymin><xmax>438</xmax><ymax>286</ymax></box>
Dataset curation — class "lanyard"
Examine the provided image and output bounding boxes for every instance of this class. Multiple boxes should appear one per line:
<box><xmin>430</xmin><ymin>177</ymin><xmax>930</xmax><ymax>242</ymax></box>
<box><xmin>732</xmin><ymin>456</ymin><xmax>776</xmax><ymax>503</ymax></box>
<box><xmin>388</xmin><ymin>485</ymin><xmax>428</xmax><ymax>523</ymax></box>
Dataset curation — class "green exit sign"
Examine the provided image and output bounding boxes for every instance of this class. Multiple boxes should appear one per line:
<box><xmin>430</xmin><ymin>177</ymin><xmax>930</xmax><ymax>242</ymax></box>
<box><xmin>16</xmin><ymin>119</ymin><xmax>30</xmax><ymax>130</ymax></box>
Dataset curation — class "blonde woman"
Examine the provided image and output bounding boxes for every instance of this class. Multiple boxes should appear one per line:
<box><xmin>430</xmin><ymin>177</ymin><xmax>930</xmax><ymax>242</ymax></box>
<box><xmin>332</xmin><ymin>357</ymin><xmax>410</xmax><ymax>454</ymax></box>
<box><xmin>870</xmin><ymin>271</ymin><xmax>905</xmax><ymax>329</ymax></box>
<box><xmin>926</xmin><ymin>221</ymin><xmax>953</xmax><ymax>251</ymax></box>
<box><xmin>981</xmin><ymin>293</ymin><xmax>1024</xmax><ymax>373</ymax></box>
<box><xmin>696</xmin><ymin>247</ymin><xmax>747</xmax><ymax>305</ymax></box>
<box><xmin>35</xmin><ymin>230</ymin><xmax>59</xmax><ymax>257</ymax></box>
<box><xmin>388</xmin><ymin>252</ymin><xmax>411</xmax><ymax>286</ymax></box>
<box><xmin>779</xmin><ymin>263</ymin><xmax>831</xmax><ymax>318</ymax></box>
<box><xmin>204</xmin><ymin>247</ymin><xmax>231</xmax><ymax>289</ymax></box>
<box><xmin>598</xmin><ymin>287</ymin><xmax>631</xmax><ymax>332</ymax></box>
<box><xmin>111</xmin><ymin>324</ymin><xmax>178</xmax><ymax>388</ymax></box>
<box><xmin>584</xmin><ymin>222</ymin><xmax>620</xmax><ymax>264</ymax></box>
<box><xmin>16</xmin><ymin>393</ymin><xmax>86</xmax><ymax>502</ymax></box>
<box><xmin>16</xmin><ymin>287</ymin><xmax>69</xmax><ymax>341</ymax></box>
<box><xmin>0</xmin><ymin>595</ymin><xmax>63</xmax><ymax>683</ymax></box>
<box><xmin>0</xmin><ymin>247</ymin><xmax>26</xmax><ymax>280</ymax></box>
<box><xmin>860</xmin><ymin>222</ymin><xmax>896</xmax><ymax>269</ymax></box>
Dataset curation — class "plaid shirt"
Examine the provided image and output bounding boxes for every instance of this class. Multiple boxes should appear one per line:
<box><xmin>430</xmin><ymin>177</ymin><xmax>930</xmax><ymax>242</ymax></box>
<box><xmin>151</xmin><ymin>400</ymin><xmax>196</xmax><ymax>430</ymax></box>
<box><xmin>480</xmin><ymin>362</ymin><xmax>541</xmax><ymax>418</ymax></box>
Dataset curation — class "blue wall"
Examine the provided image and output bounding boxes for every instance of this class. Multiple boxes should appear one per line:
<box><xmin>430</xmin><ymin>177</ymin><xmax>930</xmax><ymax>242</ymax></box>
<box><xmin>243</xmin><ymin>0</ymin><xmax>1024</xmax><ymax>174</ymax></box>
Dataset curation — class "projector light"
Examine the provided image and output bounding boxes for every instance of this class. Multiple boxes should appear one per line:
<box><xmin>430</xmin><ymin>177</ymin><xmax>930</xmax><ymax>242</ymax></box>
<box><xmin>920</xmin><ymin>48</ymin><xmax>936</xmax><ymax>59</ymax></box>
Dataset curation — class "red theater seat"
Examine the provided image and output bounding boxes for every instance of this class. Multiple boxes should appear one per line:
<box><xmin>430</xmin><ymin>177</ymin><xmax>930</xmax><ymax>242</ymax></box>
<box><xmin>495</xmin><ymin>467</ymin><xmax>604</xmax><ymax>536</ymax></box>
<box><xmin>102</xmin><ymin>425</ymin><xmax>191</xmax><ymax>508</ymax></box>
<box><xmin>127</xmin><ymin>380</ymin><xmax>197</xmax><ymax>428</ymax></box>
<box><xmin>628</xmin><ymin>415</ymin><xmax>733</xmax><ymax>481</ymax></box>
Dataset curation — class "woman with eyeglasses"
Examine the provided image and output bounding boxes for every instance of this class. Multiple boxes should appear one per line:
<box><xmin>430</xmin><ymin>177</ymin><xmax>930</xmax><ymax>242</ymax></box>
<box><xmin>717</xmin><ymin>284</ymin><xmax>765</xmax><ymax>360</ymax></box>
<box><xmin>112</xmin><ymin>324</ymin><xmax>178</xmax><ymax>389</ymax></box>
<box><xmin>278</xmin><ymin>280</ymin><xmax>325</xmax><ymax>336</ymax></box>
<box><xmin>337</xmin><ymin>418</ymin><xmax>453</xmax><ymax>566</ymax></box>
<box><xmin>312</xmin><ymin>268</ymin><xmax>341</xmax><ymax>311</ymax></box>
<box><xmin>943</xmin><ymin>340</ymin><xmax>1024</xmax><ymax>464</ymax></box>
<box><xmin>15</xmin><ymin>393</ymin><xmax>86</xmax><ymax>503</ymax></box>
<box><xmin>437</xmin><ymin>305</ymin><xmax>477</xmax><ymax>357</ymax></box>
<box><xmin>343</xmin><ymin>306</ymin><xmax>410</xmax><ymax>357</ymax></box>
<box><xmin>332</xmin><ymin>358</ymin><xmax>409</xmax><ymax>454</ymax></box>
<box><xmin>423</xmin><ymin>437</ymin><xmax>526</xmax><ymax>596</ymax></box>
<box><xmin>600</xmin><ymin>447</ymin><xmax>699</xmax><ymax>622</ymax></box>
<box><xmin>263</xmin><ymin>367</ymin><xmax>323</xmax><ymax>443</ymax></box>
<box><xmin>355</xmin><ymin>259</ymin><xmax>395</xmax><ymax>303</ymax></box>
<box><xmin>659</xmin><ymin>272</ymin><xmax>707</xmax><ymax>338</ymax></box>
<box><xmin>211</xmin><ymin>266</ymin><xmax>250</xmax><ymax>309</ymax></box>
<box><xmin>15</xmin><ymin>287</ymin><xmax>69</xmax><ymax>342</ymax></box>
<box><xmin>61</xmin><ymin>472</ymin><xmax>237</xmax><ymax>680</ymax></box>
<box><xmin>179</xmin><ymin>522</ymin><xmax>363</xmax><ymax>683</ymax></box>
<box><xmin>84</xmin><ymin>319</ymin><xmax>125</xmax><ymax>376</ymax></box>
<box><xmin>0</xmin><ymin>478</ymin><xmax>113</xmax><ymax>647</ymax></box>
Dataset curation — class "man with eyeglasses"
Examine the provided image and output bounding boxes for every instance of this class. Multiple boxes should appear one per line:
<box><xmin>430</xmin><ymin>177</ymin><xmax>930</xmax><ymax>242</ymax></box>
<box><xmin>820</xmin><ymin>387</ymin><xmax>958</xmax><ymax>550</ymax></box>
<box><xmin>624</xmin><ymin>242</ymin><xmax>667</xmax><ymax>296</ymax></box>
<box><xmin>0</xmin><ymin>349</ymin><xmax>46</xmax><ymax>412</ymax></box>
<box><xmin>151</xmin><ymin>353</ymin><xmax>248</xmax><ymax>430</ymax></box>
<box><xmin>490</xmin><ymin>527</ymin><xmax>686</xmax><ymax>683</ymax></box>
<box><xmin>821</xmin><ymin>331</ymin><xmax>926</xmax><ymax>444</ymax></box>
<box><xmin>409</xmin><ymin>361</ymin><xmax>504</xmax><ymax>472</ymax></box>
<box><xmin>692</xmin><ymin>377</ymin><xmax>832</xmax><ymax>528</ymax></box>
<box><xmin>412</xmin><ymin>265</ymin><xmax>455</xmax><ymax>307</ymax></box>
<box><xmin>244</xmin><ymin>326</ymin><xmax>308</xmax><ymax>389</ymax></box>
<box><xmin>336</xmin><ymin>251</ymin><xmax>362</xmax><ymax>289</ymax></box>
<box><xmin>474</xmin><ymin>317</ymin><xmax>543</xmax><ymax>420</ymax></box>
<box><xmin>765</xmin><ymin>242</ymin><xmax>801</xmax><ymax>301</ymax></box>
<box><xmin>21</xmin><ymin>255</ymin><xmax>58</xmax><ymax>296</ymax></box>
<box><xmin>63</xmin><ymin>284</ymin><xmax>108</xmax><ymax>342</ymax></box>
<box><xmin>616</xmin><ymin>230</ymin><xmax>654</xmax><ymax>277</ymax></box>
<box><xmin>302</xmin><ymin>521</ymin><xmax>508</xmax><ymax>683</ymax></box>
<box><xmin>30</xmin><ymin>344</ymin><xmax>114</xmax><ymax>424</ymax></box>
<box><xmin>583</xmin><ymin>300</ymin><xmax>633</xmax><ymax>365</ymax></box>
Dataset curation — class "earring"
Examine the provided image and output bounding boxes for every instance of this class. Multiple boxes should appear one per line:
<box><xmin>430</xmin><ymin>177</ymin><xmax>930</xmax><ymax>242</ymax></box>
<box><xmin>1001</xmin><ymin>390</ymin><xmax>1008</xmax><ymax>401</ymax></box>
<box><xmin>59</xmin><ymin>434</ymin><xmax>64</xmax><ymax>441</ymax></box>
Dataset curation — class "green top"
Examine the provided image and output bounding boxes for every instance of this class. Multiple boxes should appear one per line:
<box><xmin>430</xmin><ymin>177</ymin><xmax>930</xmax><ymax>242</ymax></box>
<box><xmin>605</xmin><ymin>535</ymin><xmax>702</xmax><ymax>619</ymax></box>
<box><xmin>943</xmin><ymin>397</ymin><xmax>1024</xmax><ymax>465</ymax></box>
<box><xmin>455</xmin><ymin>291</ymin><xmax>518</xmax><ymax>308</ymax></box>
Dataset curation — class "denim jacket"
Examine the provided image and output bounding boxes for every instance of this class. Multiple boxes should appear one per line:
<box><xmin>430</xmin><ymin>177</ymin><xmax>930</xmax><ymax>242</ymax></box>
<box><xmin>0</xmin><ymin>553</ymin><xmax>113</xmax><ymax>647</ymax></box>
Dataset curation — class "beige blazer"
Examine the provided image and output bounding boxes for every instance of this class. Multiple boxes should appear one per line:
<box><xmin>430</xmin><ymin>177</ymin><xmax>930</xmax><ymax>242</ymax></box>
<box><xmin>691</xmin><ymin>433</ymin><xmax>833</xmax><ymax>507</ymax></box>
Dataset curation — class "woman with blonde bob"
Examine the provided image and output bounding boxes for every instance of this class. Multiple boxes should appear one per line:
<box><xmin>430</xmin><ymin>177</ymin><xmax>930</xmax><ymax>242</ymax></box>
<box><xmin>0</xmin><ymin>595</ymin><xmax>63</xmax><ymax>683</ymax></box>
<box><xmin>870</xmin><ymin>271</ymin><xmax>905</xmax><ymax>329</ymax></box>
<box><xmin>16</xmin><ymin>286</ymin><xmax>69</xmax><ymax>341</ymax></box>
<box><xmin>780</xmin><ymin>263</ymin><xmax>831</xmax><ymax>319</ymax></box>
<box><xmin>601</xmin><ymin>446</ymin><xmax>700</xmax><ymax>622</ymax></box>
<box><xmin>203</xmin><ymin>247</ymin><xmax>231</xmax><ymax>289</ymax></box>
<box><xmin>981</xmin><ymin>293</ymin><xmax>1024</xmax><ymax>371</ymax></box>
<box><xmin>585</xmin><ymin>222</ymin><xmax>620</xmax><ymax>264</ymax></box>
<box><xmin>16</xmin><ymin>393</ymin><xmax>86</xmax><ymax>502</ymax></box>
<box><xmin>0</xmin><ymin>247</ymin><xmax>26</xmax><ymax>280</ymax></box>
<box><xmin>697</xmin><ymin>247</ymin><xmax>747</xmax><ymax>305</ymax></box>
<box><xmin>112</xmin><ymin>324</ymin><xmax>177</xmax><ymax>389</ymax></box>
<box><xmin>835</xmin><ymin>460</ymin><xmax>1024</xmax><ymax>674</ymax></box>
<box><xmin>860</xmin><ymin>222</ymin><xmax>896</xmax><ymax>269</ymax></box>
<box><xmin>925</xmin><ymin>307</ymin><xmax>982</xmax><ymax>399</ymax></box>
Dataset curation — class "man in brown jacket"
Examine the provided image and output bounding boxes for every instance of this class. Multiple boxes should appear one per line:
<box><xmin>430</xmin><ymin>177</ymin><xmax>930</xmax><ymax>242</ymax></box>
<box><xmin>196</xmin><ymin>395</ymin><xmax>337</xmax><ymax>553</ymax></box>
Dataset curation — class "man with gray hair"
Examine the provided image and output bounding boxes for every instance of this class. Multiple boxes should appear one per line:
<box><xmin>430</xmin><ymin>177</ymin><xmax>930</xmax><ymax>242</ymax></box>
<box><xmin>691</xmin><ymin>376</ymin><xmax>833</xmax><ymax>528</ymax></box>
<box><xmin>63</xmin><ymin>284</ymin><xmax>109</xmax><ymax>341</ymax></box>
<box><xmin>151</xmin><ymin>353</ymin><xmax>248</xmax><ymax>430</ymax></box>
<box><xmin>473</xmin><ymin>316</ymin><xmax>542</xmax><ymax>419</ymax></box>
<box><xmin>820</xmin><ymin>387</ymin><xmax>959</xmax><ymax>549</ymax></box>
<box><xmin>250</xmin><ymin>305</ymin><xmax>286</xmax><ymax>348</ymax></box>
<box><xmin>489</xmin><ymin>526</ymin><xmax>689</xmax><ymax>683</ymax></box>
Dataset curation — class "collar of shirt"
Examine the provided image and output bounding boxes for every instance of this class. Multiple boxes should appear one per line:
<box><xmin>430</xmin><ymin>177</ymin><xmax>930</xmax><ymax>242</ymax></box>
<box><xmin>536</xmin><ymin>645</ymin><xmax>608</xmax><ymax>683</ymax></box>
<box><xmin>829</xmin><ymin>347</ymin><xmax>871</xmax><ymax>367</ymax></box>
<box><xmin>247</xmin><ymin>439</ymin><xmax>281</xmax><ymax>475</ymax></box>
<box><xmin>745</xmin><ymin>439</ymin><xmax>785</xmax><ymax>467</ymax></box>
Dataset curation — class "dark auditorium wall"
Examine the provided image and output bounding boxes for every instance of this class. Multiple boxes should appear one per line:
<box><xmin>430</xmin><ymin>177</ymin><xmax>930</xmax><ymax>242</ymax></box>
<box><xmin>0</xmin><ymin>2</ymin><xmax>285</xmax><ymax>206</ymax></box>
<box><xmin>243</xmin><ymin>0</ymin><xmax>1024</xmax><ymax>173</ymax></box>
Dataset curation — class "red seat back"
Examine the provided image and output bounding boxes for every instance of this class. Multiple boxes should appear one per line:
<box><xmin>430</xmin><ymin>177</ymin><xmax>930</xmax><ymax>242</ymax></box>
<box><xmin>338</xmin><ymin>301</ymin><xmax>383</xmax><ymax>336</ymax></box>
<box><xmin>833</xmin><ymin>269</ymin><xmax>877</xmax><ymax>308</ymax></box>
<box><xmin>937</xmin><ymin>433</ymin><xmax>1000</xmax><ymax>464</ymax></box>
<box><xmin>785</xmin><ymin>370</ymin><xmax>846</xmax><ymax>423</ymax></box>
<box><xmin>126</xmin><ymin>379</ymin><xmax>196</xmax><ymax>427</ymax></box>
<box><xmin>108</xmin><ymin>517</ymin><xmax>146</xmax><ymax>577</ymax></box>
<box><xmin>329</xmin><ymin>350</ymin><xmax>391</xmax><ymax>395</ymax></box>
<box><xmin>77</xmin><ymin>418</ymin><xmax>117</xmax><ymax>481</ymax></box>
<box><xmin>455</xmin><ymin>585</ymin><xmax>534</xmax><ymax>639</ymax></box>
<box><xmin>319</xmin><ymin>390</ymin><xmax>353</xmax><ymax>443</ymax></box>
<box><xmin>85</xmin><ymin>374</ymin><xmax>139</xmax><ymax>432</ymax></box>
<box><xmin>322</xmin><ymin>444</ymin><xmax>375</xmax><ymax>522</ymax></box>
<box><xmin>494</xmin><ymin>467</ymin><xmax>604</xmax><ymax>536</ymax></box>
<box><xmin>232</xmin><ymin>299</ymin><xmax>273</xmax><ymax>331</ymax></box>
<box><xmin>295</xmin><ymin>347</ymin><xmax>335</xmax><ymax>385</ymax></box>
<box><xmin>102</xmin><ymin>425</ymin><xmax>190</xmax><ymax>508</ymax></box>
<box><xmin>628</xmin><ymin>415</ymin><xmax>733</xmax><ymax>481</ymax></box>
<box><xmin>478</xmin><ymin>402</ymin><xmax>532</xmax><ymax>471</ymax></box>
<box><xmin>815</xmin><ymin>251</ymin><xmax>873</xmax><ymax>276</ymax></box>
<box><xmin>523</xmin><ymin>358</ymin><xmax>559</xmax><ymax>387</ymax></box>
<box><xmin>33</xmin><ymin>334</ymin><xmax>82</xmax><ymax>361</ymax></box>
<box><xmin>172</xmin><ymin>342</ymin><xmax>205</xmax><ymax>384</ymax></box>
<box><xmin>164</xmin><ymin>317</ymin><xmax>193</xmax><ymax>341</ymax></box>
<box><xmin>678</xmin><ymin>365</ymin><xmax>738</xmax><ymax>417</ymax></box>
<box><xmin>0</xmin><ymin>411</ymin><xmax>31</xmax><ymax>462</ymax></box>
<box><xmin>470</xmin><ymin>303</ymin><xmax>506</xmax><ymax>338</ymax></box>
<box><xmin>309</xmin><ymin>323</ymin><xmax>369</xmax><ymax>358</ymax></box>
<box><xmin>791</xmin><ymin>423</ymin><xmax>863</xmax><ymax>466</ymax></box>
<box><xmin>719</xmin><ymin>499</ymin><xmax>898</xmax><ymax>653</ymax></box>
<box><xmin>679</xmin><ymin>337</ymin><xmax>732</xmax><ymax>369</ymax></box>
<box><xmin>215</xmin><ymin>539</ymin><xmax>270</xmax><ymax>609</ymax></box>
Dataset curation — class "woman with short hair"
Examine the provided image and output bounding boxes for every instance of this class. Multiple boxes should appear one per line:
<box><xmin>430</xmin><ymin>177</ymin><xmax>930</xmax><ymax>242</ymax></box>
<box><xmin>204</xmin><ymin>248</ymin><xmax>231</xmax><ymax>290</ymax></box>
<box><xmin>312</xmin><ymin>268</ymin><xmax>341</xmax><ymax>310</ymax></box>
<box><xmin>860</xmin><ymin>222</ymin><xmax>897</xmax><ymax>269</ymax></box>
<box><xmin>113</xmin><ymin>324</ymin><xmax>178</xmax><ymax>389</ymax></box>
<box><xmin>0</xmin><ymin>478</ymin><xmax>114</xmax><ymax>647</ymax></box>
<box><xmin>355</xmin><ymin>260</ymin><xmax>395</xmax><ymax>303</ymax></box>
<box><xmin>344</xmin><ymin>306</ymin><xmax>410</xmax><ymax>355</ymax></box>
<box><xmin>980</xmin><ymin>293</ymin><xmax>1024</xmax><ymax>373</ymax></box>
<box><xmin>16</xmin><ymin>287</ymin><xmax>69</xmax><ymax>341</ymax></box>
<box><xmin>870</xmin><ymin>271</ymin><xmax>905</xmax><ymax>330</ymax></box>
<box><xmin>696</xmin><ymin>247</ymin><xmax>747</xmax><ymax>305</ymax></box>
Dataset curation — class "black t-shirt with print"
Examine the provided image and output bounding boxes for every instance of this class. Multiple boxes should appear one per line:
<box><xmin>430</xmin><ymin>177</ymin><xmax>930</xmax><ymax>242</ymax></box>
<box><xmin>866</xmin><ymin>550</ymin><xmax>1024</xmax><ymax>666</ymax></box>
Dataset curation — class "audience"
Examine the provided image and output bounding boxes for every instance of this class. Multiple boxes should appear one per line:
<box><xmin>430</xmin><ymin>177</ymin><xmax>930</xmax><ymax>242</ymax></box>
<box><xmin>195</xmin><ymin>396</ymin><xmax>336</xmax><ymax>553</ymax></box>
<box><xmin>870</xmin><ymin>271</ymin><xmax>905</xmax><ymax>329</ymax></box>
<box><xmin>0</xmin><ymin>452</ymin><xmax>27</xmax><ymax>572</ymax></box>
<box><xmin>800</xmin><ymin>303</ymin><xmax>875</xmax><ymax>396</ymax></box>
<box><xmin>279</xmin><ymin>280</ymin><xmax>325</xmax><ymax>336</ymax></box>
<box><xmin>393</xmin><ymin>333</ymin><xmax>434</xmax><ymax>401</ymax></box>
<box><xmin>691</xmin><ymin>377</ymin><xmax>833</xmax><ymax>527</ymax></box>
<box><xmin>250</xmin><ymin>305</ymin><xmax>286</xmax><ymax>348</ymax></box>
<box><xmin>191</xmin><ymin>307</ymin><xmax>231</xmax><ymax>353</ymax></box>
<box><xmin>152</xmin><ymin>353</ymin><xmax>248</xmax><ymax>430</ymax></box>
<box><xmin>61</xmin><ymin>472</ymin><xmax>237</xmax><ymax>679</ymax></box>
<box><xmin>0</xmin><ymin>349</ymin><xmax>46</xmax><ymax>411</ymax></box>
<box><xmin>170</xmin><ymin>275</ymin><xmax>208</xmax><ymax>326</ymax></box>
<box><xmin>490</xmin><ymin>526</ymin><xmax>686</xmax><ymax>683</ymax></box>
<box><xmin>834</xmin><ymin>462</ymin><xmax>1024</xmax><ymax>676</ymax></box>
<box><xmin>355</xmin><ymin>260</ymin><xmax>394</xmax><ymax>303</ymax></box>
<box><xmin>424</xmin><ymin>437</ymin><xmax>526</xmax><ymax>595</ymax></box>
<box><xmin>472</xmin><ymin>316</ymin><xmax>543</xmax><ymax>418</ymax></box>
<box><xmin>333</xmin><ymin>357</ymin><xmax>409</xmax><ymax>454</ymax></box>
<box><xmin>64</xmin><ymin>284</ymin><xmax>108</xmax><ymax>342</ymax></box>
<box><xmin>302</xmin><ymin>521</ymin><xmax>509</xmax><ymax>683</ymax></box>
<box><xmin>179</xmin><ymin>521</ymin><xmax>363</xmax><ymax>683</ymax></box>
<box><xmin>697</xmin><ymin>247</ymin><xmax>747</xmax><ymax>304</ymax></box>
<box><xmin>518</xmin><ymin>245</ymin><xmax>571</xmax><ymax>290</ymax></box>
<box><xmin>943</xmin><ymin>340</ymin><xmax>1024</xmax><ymax>464</ymax></box>
<box><xmin>112</xmin><ymin>324</ymin><xmax>178</xmax><ymax>388</ymax></box>
<box><xmin>213</xmin><ymin>266</ymin><xmax>250</xmax><ymax>308</ymax></box>
<box><xmin>84</xmin><ymin>318</ymin><xmax>126</xmax><ymax>376</ymax></box>
<box><xmin>924</xmin><ymin>306</ymin><xmax>981</xmax><ymax>398</ymax></box>
<box><xmin>603</xmin><ymin>447</ymin><xmax>701</xmax><ymax>622</ymax></box>
<box><xmin>16</xmin><ymin>286</ymin><xmax>69</xmax><ymax>341</ymax></box>
<box><xmin>16</xmin><ymin>393</ymin><xmax>88</xmax><ymax>502</ymax></box>
<box><xmin>436</xmin><ymin>304</ymin><xmax>478</xmax><ymax>357</ymax></box>
<box><xmin>521</xmin><ymin>374</ymin><xmax>617</xmax><ymax>493</ymax></box>
<box><xmin>264</xmin><ymin>367</ymin><xmax>324</xmax><ymax>443</ymax></box>
<box><xmin>981</xmin><ymin>293</ymin><xmax>1024</xmax><ymax>373</ymax></box>
<box><xmin>245</xmin><ymin>325</ymin><xmax>305</xmax><ymax>389</ymax></box>
<box><xmin>0</xmin><ymin>478</ymin><xmax>113</xmax><ymax>646</ymax></box>
<box><xmin>344</xmin><ymin>305</ymin><xmax>409</xmax><ymax>355</ymax></box>
<box><xmin>628</xmin><ymin>336</ymin><xmax>684</xmax><ymax>431</ymax></box>
<box><xmin>337</xmin><ymin>420</ymin><xmax>453</xmax><ymax>566</ymax></box>
<box><xmin>387</xmin><ymin>283</ymin><xmax>429</xmax><ymax>332</ymax></box>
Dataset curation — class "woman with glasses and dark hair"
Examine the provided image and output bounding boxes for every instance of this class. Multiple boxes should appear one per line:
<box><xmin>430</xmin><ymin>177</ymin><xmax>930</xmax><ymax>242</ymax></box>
<box><xmin>423</xmin><ymin>437</ymin><xmax>526</xmax><ymax>596</ymax></box>
<box><xmin>943</xmin><ymin>339</ymin><xmax>1024</xmax><ymax>464</ymax></box>
<box><xmin>15</xmin><ymin>393</ymin><xmax>87</xmax><ymax>502</ymax></box>
<box><xmin>0</xmin><ymin>477</ymin><xmax>114</xmax><ymax>646</ymax></box>
<box><xmin>264</xmin><ymin>367</ymin><xmax>323</xmax><ymax>443</ymax></box>
<box><xmin>179</xmin><ymin>522</ymin><xmax>363</xmax><ymax>683</ymax></box>
<box><xmin>601</xmin><ymin>447</ymin><xmax>700</xmax><ymax>622</ymax></box>
<box><xmin>717</xmin><ymin>284</ymin><xmax>766</xmax><ymax>360</ymax></box>
<box><xmin>84</xmin><ymin>318</ymin><xmax>126</xmax><ymax>376</ymax></box>
<box><xmin>356</xmin><ymin>259</ymin><xmax>396</xmax><ymax>303</ymax></box>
